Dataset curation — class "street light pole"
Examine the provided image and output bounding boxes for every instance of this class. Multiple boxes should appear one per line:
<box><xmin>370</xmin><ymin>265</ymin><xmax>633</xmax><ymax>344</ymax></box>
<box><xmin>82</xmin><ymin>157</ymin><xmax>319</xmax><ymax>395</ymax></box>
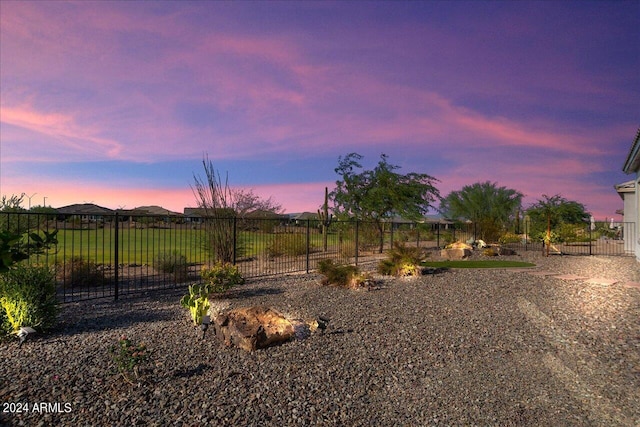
<box><xmin>21</xmin><ymin>192</ymin><xmax>37</xmax><ymax>209</ymax></box>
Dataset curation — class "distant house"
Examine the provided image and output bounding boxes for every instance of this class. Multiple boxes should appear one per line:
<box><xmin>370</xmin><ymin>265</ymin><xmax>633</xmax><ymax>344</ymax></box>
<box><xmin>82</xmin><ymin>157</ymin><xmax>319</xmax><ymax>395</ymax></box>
<box><xmin>383</xmin><ymin>214</ymin><xmax>455</xmax><ymax>231</ymax></box>
<box><xmin>289</xmin><ymin>212</ymin><xmax>319</xmax><ymax>223</ymax></box>
<box><xmin>132</xmin><ymin>205</ymin><xmax>182</xmax><ymax>217</ymax></box>
<box><xmin>244</xmin><ymin>209</ymin><xmax>288</xmax><ymax>221</ymax></box>
<box><xmin>621</xmin><ymin>128</ymin><xmax>640</xmax><ymax>261</ymax></box>
<box><xmin>56</xmin><ymin>203</ymin><xmax>114</xmax><ymax>222</ymax></box>
<box><xmin>183</xmin><ymin>207</ymin><xmax>235</xmax><ymax>223</ymax></box>
<box><xmin>128</xmin><ymin>205</ymin><xmax>182</xmax><ymax>223</ymax></box>
<box><xmin>184</xmin><ymin>207</ymin><xmax>206</xmax><ymax>223</ymax></box>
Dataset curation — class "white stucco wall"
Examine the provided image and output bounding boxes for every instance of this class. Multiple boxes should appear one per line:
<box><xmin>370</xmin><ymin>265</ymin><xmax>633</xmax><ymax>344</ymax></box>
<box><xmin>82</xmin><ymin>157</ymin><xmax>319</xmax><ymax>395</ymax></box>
<box><xmin>635</xmin><ymin>176</ymin><xmax>640</xmax><ymax>262</ymax></box>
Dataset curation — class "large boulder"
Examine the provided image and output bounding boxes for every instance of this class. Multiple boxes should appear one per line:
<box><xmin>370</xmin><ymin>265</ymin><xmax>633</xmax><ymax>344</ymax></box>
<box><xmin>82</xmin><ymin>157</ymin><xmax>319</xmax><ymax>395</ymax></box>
<box><xmin>441</xmin><ymin>242</ymin><xmax>473</xmax><ymax>259</ymax></box>
<box><xmin>497</xmin><ymin>247</ymin><xmax>516</xmax><ymax>256</ymax></box>
<box><xmin>440</xmin><ymin>248</ymin><xmax>472</xmax><ymax>259</ymax></box>
<box><xmin>212</xmin><ymin>306</ymin><xmax>295</xmax><ymax>352</ymax></box>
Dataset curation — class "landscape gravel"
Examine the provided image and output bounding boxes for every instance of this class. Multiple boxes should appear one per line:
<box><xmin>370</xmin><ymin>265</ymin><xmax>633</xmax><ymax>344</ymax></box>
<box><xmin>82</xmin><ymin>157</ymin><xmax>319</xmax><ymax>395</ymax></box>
<box><xmin>1</xmin><ymin>252</ymin><xmax>639</xmax><ymax>426</ymax></box>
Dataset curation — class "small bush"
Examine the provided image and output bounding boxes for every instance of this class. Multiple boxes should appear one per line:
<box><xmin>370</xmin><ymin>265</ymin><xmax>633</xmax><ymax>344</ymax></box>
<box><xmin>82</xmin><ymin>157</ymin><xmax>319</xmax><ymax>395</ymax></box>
<box><xmin>556</xmin><ymin>223</ymin><xmax>581</xmax><ymax>243</ymax></box>
<box><xmin>356</xmin><ymin>224</ymin><xmax>380</xmax><ymax>252</ymax></box>
<box><xmin>57</xmin><ymin>257</ymin><xmax>108</xmax><ymax>287</ymax></box>
<box><xmin>201</xmin><ymin>261</ymin><xmax>244</xmax><ymax>294</ymax></box>
<box><xmin>110</xmin><ymin>335</ymin><xmax>150</xmax><ymax>384</ymax></box>
<box><xmin>317</xmin><ymin>259</ymin><xmax>371</xmax><ymax>289</ymax></box>
<box><xmin>377</xmin><ymin>242</ymin><xmax>426</xmax><ymax>277</ymax></box>
<box><xmin>441</xmin><ymin>231</ymin><xmax>456</xmax><ymax>246</ymax></box>
<box><xmin>267</xmin><ymin>234</ymin><xmax>310</xmax><ymax>257</ymax></box>
<box><xmin>0</xmin><ymin>264</ymin><xmax>58</xmax><ymax>334</ymax></box>
<box><xmin>498</xmin><ymin>232</ymin><xmax>522</xmax><ymax>244</ymax></box>
<box><xmin>154</xmin><ymin>251</ymin><xmax>188</xmax><ymax>281</ymax></box>
<box><xmin>483</xmin><ymin>248</ymin><xmax>498</xmax><ymax>256</ymax></box>
<box><xmin>339</xmin><ymin>240</ymin><xmax>357</xmax><ymax>258</ymax></box>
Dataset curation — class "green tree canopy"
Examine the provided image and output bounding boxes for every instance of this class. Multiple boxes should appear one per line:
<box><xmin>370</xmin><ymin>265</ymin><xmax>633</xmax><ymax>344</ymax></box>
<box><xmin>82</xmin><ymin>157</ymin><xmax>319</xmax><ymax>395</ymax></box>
<box><xmin>330</xmin><ymin>153</ymin><xmax>440</xmax><ymax>251</ymax></box>
<box><xmin>526</xmin><ymin>194</ymin><xmax>590</xmax><ymax>255</ymax></box>
<box><xmin>439</xmin><ymin>181</ymin><xmax>523</xmax><ymax>242</ymax></box>
<box><xmin>526</xmin><ymin>194</ymin><xmax>589</xmax><ymax>228</ymax></box>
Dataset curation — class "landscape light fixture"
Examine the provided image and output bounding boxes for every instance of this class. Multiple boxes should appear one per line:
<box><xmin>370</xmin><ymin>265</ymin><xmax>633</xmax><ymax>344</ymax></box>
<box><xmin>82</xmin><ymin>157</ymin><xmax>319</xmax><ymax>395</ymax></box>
<box><xmin>201</xmin><ymin>315</ymin><xmax>211</xmax><ymax>340</ymax></box>
<box><xmin>16</xmin><ymin>326</ymin><xmax>37</xmax><ymax>348</ymax></box>
<box><xmin>317</xmin><ymin>316</ymin><xmax>330</xmax><ymax>333</ymax></box>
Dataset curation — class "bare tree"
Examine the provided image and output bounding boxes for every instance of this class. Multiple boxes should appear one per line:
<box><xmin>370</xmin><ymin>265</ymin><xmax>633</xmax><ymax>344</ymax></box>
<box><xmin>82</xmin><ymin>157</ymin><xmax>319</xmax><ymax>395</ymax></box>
<box><xmin>192</xmin><ymin>156</ymin><xmax>236</xmax><ymax>263</ymax></box>
<box><xmin>233</xmin><ymin>189</ymin><xmax>283</xmax><ymax>219</ymax></box>
<box><xmin>192</xmin><ymin>155</ymin><xmax>283</xmax><ymax>262</ymax></box>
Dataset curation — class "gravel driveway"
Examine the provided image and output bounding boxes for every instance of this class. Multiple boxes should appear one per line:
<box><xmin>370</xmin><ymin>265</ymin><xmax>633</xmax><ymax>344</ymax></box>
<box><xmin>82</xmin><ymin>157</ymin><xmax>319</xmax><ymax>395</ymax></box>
<box><xmin>1</xmin><ymin>253</ymin><xmax>639</xmax><ymax>426</ymax></box>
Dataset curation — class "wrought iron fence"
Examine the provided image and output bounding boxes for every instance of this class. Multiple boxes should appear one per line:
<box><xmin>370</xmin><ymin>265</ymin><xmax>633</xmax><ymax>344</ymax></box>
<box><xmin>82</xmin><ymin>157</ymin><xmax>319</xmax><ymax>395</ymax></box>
<box><xmin>0</xmin><ymin>211</ymin><xmax>634</xmax><ymax>302</ymax></box>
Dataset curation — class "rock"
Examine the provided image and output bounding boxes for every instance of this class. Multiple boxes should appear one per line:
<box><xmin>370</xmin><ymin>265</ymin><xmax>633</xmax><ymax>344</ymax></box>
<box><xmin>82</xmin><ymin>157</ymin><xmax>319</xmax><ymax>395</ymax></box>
<box><xmin>440</xmin><ymin>248</ymin><xmax>472</xmax><ymax>259</ymax></box>
<box><xmin>498</xmin><ymin>247</ymin><xmax>516</xmax><ymax>256</ymax></box>
<box><xmin>447</xmin><ymin>242</ymin><xmax>473</xmax><ymax>250</ymax></box>
<box><xmin>212</xmin><ymin>306</ymin><xmax>295</xmax><ymax>351</ymax></box>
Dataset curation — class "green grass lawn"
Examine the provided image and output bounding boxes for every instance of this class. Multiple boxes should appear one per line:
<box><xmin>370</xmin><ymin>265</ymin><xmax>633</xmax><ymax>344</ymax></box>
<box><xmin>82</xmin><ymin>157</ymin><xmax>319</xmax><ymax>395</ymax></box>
<box><xmin>422</xmin><ymin>260</ymin><xmax>536</xmax><ymax>269</ymax></box>
<box><xmin>42</xmin><ymin>228</ymin><xmax>208</xmax><ymax>265</ymax></box>
<box><xmin>33</xmin><ymin>228</ymin><xmax>349</xmax><ymax>265</ymax></box>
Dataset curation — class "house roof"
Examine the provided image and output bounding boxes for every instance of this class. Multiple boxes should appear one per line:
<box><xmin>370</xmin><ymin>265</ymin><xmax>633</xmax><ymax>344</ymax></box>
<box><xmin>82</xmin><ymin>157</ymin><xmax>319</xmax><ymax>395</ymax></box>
<box><xmin>183</xmin><ymin>207</ymin><xmax>235</xmax><ymax>217</ymax></box>
<box><xmin>289</xmin><ymin>212</ymin><xmax>319</xmax><ymax>221</ymax></box>
<box><xmin>244</xmin><ymin>209</ymin><xmax>287</xmax><ymax>219</ymax></box>
<box><xmin>56</xmin><ymin>203</ymin><xmax>114</xmax><ymax>215</ymax></box>
<box><xmin>622</xmin><ymin>127</ymin><xmax>640</xmax><ymax>174</ymax></box>
<box><xmin>132</xmin><ymin>205</ymin><xmax>181</xmax><ymax>216</ymax></box>
<box><xmin>615</xmin><ymin>180</ymin><xmax>635</xmax><ymax>200</ymax></box>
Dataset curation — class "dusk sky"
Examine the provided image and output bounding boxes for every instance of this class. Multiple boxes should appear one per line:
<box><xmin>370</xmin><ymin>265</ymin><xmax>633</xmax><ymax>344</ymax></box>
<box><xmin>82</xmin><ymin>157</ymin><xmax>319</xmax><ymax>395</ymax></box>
<box><xmin>1</xmin><ymin>1</ymin><xmax>638</xmax><ymax>219</ymax></box>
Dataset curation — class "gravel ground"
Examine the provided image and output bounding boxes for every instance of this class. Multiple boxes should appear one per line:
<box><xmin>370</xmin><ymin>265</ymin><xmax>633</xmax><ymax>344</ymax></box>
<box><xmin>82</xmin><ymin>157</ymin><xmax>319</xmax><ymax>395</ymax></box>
<box><xmin>1</xmin><ymin>252</ymin><xmax>639</xmax><ymax>426</ymax></box>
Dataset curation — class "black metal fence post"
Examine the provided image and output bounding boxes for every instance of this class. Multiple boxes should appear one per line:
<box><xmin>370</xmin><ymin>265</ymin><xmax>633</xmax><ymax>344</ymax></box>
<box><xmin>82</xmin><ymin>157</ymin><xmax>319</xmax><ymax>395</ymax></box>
<box><xmin>354</xmin><ymin>220</ymin><xmax>359</xmax><ymax>266</ymax></box>
<box><xmin>233</xmin><ymin>216</ymin><xmax>237</xmax><ymax>265</ymax></box>
<box><xmin>589</xmin><ymin>221</ymin><xmax>593</xmax><ymax>256</ymax></box>
<box><xmin>306</xmin><ymin>219</ymin><xmax>310</xmax><ymax>273</ymax></box>
<box><xmin>114</xmin><ymin>212</ymin><xmax>119</xmax><ymax>301</ymax></box>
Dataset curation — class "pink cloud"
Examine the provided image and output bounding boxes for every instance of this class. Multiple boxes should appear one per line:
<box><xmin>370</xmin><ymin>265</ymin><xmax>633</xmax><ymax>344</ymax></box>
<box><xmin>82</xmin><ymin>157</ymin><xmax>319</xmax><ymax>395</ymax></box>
<box><xmin>1</xmin><ymin>105</ymin><xmax>123</xmax><ymax>161</ymax></box>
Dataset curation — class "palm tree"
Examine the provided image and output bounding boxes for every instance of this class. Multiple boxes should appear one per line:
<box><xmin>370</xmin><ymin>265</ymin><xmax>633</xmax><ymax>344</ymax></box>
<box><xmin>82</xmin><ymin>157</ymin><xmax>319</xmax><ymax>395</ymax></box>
<box><xmin>526</xmin><ymin>194</ymin><xmax>589</xmax><ymax>256</ymax></box>
<box><xmin>439</xmin><ymin>181</ymin><xmax>523</xmax><ymax>242</ymax></box>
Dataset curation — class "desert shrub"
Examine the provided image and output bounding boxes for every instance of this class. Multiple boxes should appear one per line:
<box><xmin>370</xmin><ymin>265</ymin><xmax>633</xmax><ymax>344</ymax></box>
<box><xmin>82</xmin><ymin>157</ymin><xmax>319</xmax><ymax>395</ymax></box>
<box><xmin>377</xmin><ymin>242</ymin><xmax>426</xmax><ymax>277</ymax></box>
<box><xmin>154</xmin><ymin>250</ymin><xmax>188</xmax><ymax>281</ymax></box>
<box><xmin>339</xmin><ymin>240</ymin><xmax>357</xmax><ymax>258</ymax></box>
<box><xmin>356</xmin><ymin>223</ymin><xmax>380</xmax><ymax>252</ymax></box>
<box><xmin>0</xmin><ymin>264</ymin><xmax>58</xmax><ymax>334</ymax></box>
<box><xmin>498</xmin><ymin>232</ymin><xmax>522</xmax><ymax>244</ymax></box>
<box><xmin>317</xmin><ymin>259</ymin><xmax>370</xmax><ymax>288</ymax></box>
<box><xmin>556</xmin><ymin>223</ymin><xmax>582</xmax><ymax>243</ymax></box>
<box><xmin>483</xmin><ymin>248</ymin><xmax>498</xmax><ymax>256</ymax></box>
<box><xmin>267</xmin><ymin>234</ymin><xmax>310</xmax><ymax>257</ymax></box>
<box><xmin>406</xmin><ymin>227</ymin><xmax>435</xmax><ymax>242</ymax></box>
<box><xmin>57</xmin><ymin>257</ymin><xmax>108</xmax><ymax>287</ymax></box>
<box><xmin>201</xmin><ymin>261</ymin><xmax>244</xmax><ymax>294</ymax></box>
<box><xmin>440</xmin><ymin>231</ymin><xmax>456</xmax><ymax>246</ymax></box>
<box><xmin>395</xmin><ymin>230</ymin><xmax>411</xmax><ymax>242</ymax></box>
<box><xmin>0</xmin><ymin>302</ymin><xmax>7</xmax><ymax>335</ymax></box>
